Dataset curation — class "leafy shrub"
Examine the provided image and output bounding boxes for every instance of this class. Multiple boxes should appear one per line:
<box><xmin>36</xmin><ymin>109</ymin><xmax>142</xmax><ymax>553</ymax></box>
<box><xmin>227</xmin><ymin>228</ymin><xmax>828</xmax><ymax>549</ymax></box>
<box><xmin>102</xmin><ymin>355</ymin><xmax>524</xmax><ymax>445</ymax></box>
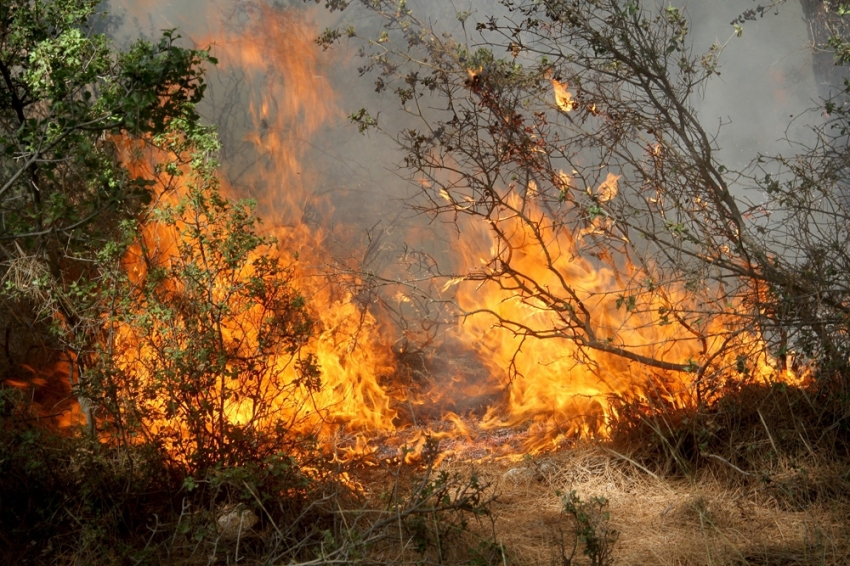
<box><xmin>0</xmin><ymin>417</ymin><xmax>179</xmax><ymax>564</ymax></box>
<box><xmin>558</xmin><ymin>490</ymin><xmax>618</xmax><ymax>566</ymax></box>
<box><xmin>83</xmin><ymin>134</ymin><xmax>319</xmax><ymax>472</ymax></box>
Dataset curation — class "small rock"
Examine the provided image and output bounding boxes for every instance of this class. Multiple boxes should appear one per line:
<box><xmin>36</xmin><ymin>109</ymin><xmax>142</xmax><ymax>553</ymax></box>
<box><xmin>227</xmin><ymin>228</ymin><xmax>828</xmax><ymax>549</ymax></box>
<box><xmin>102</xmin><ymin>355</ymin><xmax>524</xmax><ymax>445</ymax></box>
<box><xmin>503</xmin><ymin>467</ymin><xmax>534</xmax><ymax>483</ymax></box>
<box><xmin>216</xmin><ymin>504</ymin><xmax>258</xmax><ymax>539</ymax></box>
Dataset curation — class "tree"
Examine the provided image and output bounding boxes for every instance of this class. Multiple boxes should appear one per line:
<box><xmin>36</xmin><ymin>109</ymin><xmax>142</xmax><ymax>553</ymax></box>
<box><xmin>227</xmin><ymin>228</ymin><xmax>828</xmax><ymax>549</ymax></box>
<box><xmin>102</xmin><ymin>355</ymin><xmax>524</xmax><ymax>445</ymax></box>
<box><xmin>798</xmin><ymin>0</ymin><xmax>850</xmax><ymax>100</ymax></box>
<box><xmin>0</xmin><ymin>0</ymin><xmax>213</xmax><ymax>397</ymax></box>
<box><xmin>327</xmin><ymin>0</ymin><xmax>850</xmax><ymax>400</ymax></box>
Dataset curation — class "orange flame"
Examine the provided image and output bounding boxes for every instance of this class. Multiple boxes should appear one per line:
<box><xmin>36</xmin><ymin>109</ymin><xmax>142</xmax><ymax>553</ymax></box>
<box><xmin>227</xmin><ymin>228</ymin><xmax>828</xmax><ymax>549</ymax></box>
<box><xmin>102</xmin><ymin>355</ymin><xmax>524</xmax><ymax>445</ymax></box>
<box><xmin>444</xmin><ymin>179</ymin><xmax>806</xmax><ymax>451</ymax></box>
<box><xmin>551</xmin><ymin>78</ymin><xmax>576</xmax><ymax>112</ymax></box>
<box><xmin>29</xmin><ymin>3</ymin><xmax>807</xmax><ymax>461</ymax></box>
<box><xmin>147</xmin><ymin>7</ymin><xmax>398</xmax><ymax>451</ymax></box>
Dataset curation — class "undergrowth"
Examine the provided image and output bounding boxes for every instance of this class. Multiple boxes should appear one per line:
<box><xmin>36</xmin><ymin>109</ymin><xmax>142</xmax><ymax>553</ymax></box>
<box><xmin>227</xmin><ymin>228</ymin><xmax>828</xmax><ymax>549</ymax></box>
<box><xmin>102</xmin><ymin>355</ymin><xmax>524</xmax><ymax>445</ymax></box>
<box><xmin>609</xmin><ymin>380</ymin><xmax>850</xmax><ymax>507</ymax></box>
<box><xmin>5</xmin><ymin>379</ymin><xmax>850</xmax><ymax>564</ymax></box>
<box><xmin>0</xmin><ymin>390</ymin><xmax>507</xmax><ymax>565</ymax></box>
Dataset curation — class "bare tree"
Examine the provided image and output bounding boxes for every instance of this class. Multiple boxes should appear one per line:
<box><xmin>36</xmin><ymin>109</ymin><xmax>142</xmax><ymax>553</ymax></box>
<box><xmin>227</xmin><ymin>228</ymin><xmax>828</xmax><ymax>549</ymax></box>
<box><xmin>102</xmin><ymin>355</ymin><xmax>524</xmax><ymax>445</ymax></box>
<box><xmin>325</xmin><ymin>0</ymin><xmax>850</xmax><ymax>394</ymax></box>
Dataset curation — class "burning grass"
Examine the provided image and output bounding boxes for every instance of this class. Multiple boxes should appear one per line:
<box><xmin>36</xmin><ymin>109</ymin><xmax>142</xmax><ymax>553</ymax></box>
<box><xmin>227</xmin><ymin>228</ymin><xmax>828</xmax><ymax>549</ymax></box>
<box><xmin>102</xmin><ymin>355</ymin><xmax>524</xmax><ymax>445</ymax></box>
<box><xmin>4</xmin><ymin>2</ymin><xmax>850</xmax><ymax>564</ymax></box>
<box><xmin>3</xmin><ymin>379</ymin><xmax>850</xmax><ymax>565</ymax></box>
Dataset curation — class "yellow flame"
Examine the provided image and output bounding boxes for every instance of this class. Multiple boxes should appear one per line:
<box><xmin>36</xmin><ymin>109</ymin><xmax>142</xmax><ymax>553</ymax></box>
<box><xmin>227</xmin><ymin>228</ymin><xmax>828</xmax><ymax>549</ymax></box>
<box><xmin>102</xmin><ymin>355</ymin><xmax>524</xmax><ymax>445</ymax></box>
<box><xmin>55</xmin><ymin>3</ymin><xmax>809</xmax><ymax>462</ymax></box>
<box><xmin>551</xmin><ymin>79</ymin><xmax>575</xmax><ymax>112</ymax></box>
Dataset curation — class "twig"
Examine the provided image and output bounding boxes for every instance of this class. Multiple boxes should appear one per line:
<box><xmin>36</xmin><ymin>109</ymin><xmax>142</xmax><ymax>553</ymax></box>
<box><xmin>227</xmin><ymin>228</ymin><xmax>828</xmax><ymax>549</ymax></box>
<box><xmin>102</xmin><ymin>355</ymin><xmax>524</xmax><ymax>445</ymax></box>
<box><xmin>600</xmin><ymin>446</ymin><xmax>660</xmax><ymax>481</ymax></box>
<box><xmin>757</xmin><ymin>408</ymin><xmax>779</xmax><ymax>455</ymax></box>
<box><xmin>703</xmin><ymin>453</ymin><xmax>755</xmax><ymax>477</ymax></box>
<box><xmin>243</xmin><ymin>480</ymin><xmax>284</xmax><ymax>540</ymax></box>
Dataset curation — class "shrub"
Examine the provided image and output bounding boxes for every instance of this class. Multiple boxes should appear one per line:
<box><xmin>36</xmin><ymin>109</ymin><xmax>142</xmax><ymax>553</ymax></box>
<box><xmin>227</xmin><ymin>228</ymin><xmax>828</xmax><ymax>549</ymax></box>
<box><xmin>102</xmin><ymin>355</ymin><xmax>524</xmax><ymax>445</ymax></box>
<box><xmin>82</xmin><ymin>128</ymin><xmax>319</xmax><ymax>473</ymax></box>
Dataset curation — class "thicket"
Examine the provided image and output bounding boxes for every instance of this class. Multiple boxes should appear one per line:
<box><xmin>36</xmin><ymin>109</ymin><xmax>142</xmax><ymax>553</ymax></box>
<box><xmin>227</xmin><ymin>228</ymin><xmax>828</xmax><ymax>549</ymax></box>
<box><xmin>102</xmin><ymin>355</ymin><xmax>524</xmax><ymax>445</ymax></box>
<box><xmin>4</xmin><ymin>0</ymin><xmax>850</xmax><ymax>563</ymax></box>
<box><xmin>0</xmin><ymin>2</ymin><xmax>507</xmax><ymax>563</ymax></box>
<box><xmin>0</xmin><ymin>0</ymin><xmax>316</xmax><ymax>561</ymax></box>
<box><xmin>331</xmin><ymin>0</ymin><xmax>850</xmax><ymax>392</ymax></box>
<box><xmin>324</xmin><ymin>0</ymin><xmax>850</xmax><ymax>556</ymax></box>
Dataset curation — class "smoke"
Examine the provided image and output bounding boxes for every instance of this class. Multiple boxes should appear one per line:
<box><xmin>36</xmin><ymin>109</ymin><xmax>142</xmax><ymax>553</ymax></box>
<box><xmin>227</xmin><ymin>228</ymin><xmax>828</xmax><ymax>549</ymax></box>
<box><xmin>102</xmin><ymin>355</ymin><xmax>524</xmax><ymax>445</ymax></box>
<box><xmin>99</xmin><ymin>0</ymin><xmax>827</xmax><ymax>444</ymax></box>
<box><xmin>685</xmin><ymin>1</ymin><xmax>818</xmax><ymax>168</ymax></box>
<box><xmin>105</xmin><ymin>0</ymin><xmax>825</xmax><ymax>249</ymax></box>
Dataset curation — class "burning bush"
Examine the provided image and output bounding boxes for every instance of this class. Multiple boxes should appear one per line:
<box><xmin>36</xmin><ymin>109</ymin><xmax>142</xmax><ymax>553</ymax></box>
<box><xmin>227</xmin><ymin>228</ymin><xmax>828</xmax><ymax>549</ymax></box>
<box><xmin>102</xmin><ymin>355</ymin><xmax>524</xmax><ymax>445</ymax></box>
<box><xmin>0</xmin><ymin>0</ymin><xmax>214</xmax><ymax>390</ymax></box>
<box><xmin>83</xmin><ymin>126</ymin><xmax>320</xmax><ymax>473</ymax></box>
<box><xmin>0</xmin><ymin>117</ymin><xmax>346</xmax><ymax>563</ymax></box>
<box><xmin>324</xmin><ymin>0</ymin><xmax>850</xmax><ymax>437</ymax></box>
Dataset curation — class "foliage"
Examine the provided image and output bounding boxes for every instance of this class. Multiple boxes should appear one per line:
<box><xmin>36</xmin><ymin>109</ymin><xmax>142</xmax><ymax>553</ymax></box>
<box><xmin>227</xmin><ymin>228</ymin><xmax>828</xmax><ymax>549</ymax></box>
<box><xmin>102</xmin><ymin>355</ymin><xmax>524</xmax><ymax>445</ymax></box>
<box><xmin>388</xmin><ymin>455</ymin><xmax>500</xmax><ymax>562</ymax></box>
<box><xmin>0</xmin><ymin>4</ymin><xmax>335</xmax><ymax>562</ymax></box>
<box><xmin>0</xmin><ymin>416</ymin><xmax>507</xmax><ymax>565</ymax></box>
<box><xmin>289</xmin><ymin>440</ymin><xmax>505</xmax><ymax>565</ymax></box>
<box><xmin>558</xmin><ymin>490</ymin><xmax>618</xmax><ymax>566</ymax></box>
<box><xmin>323</xmin><ymin>0</ymin><xmax>850</xmax><ymax>392</ymax></box>
<box><xmin>610</xmin><ymin>380</ymin><xmax>850</xmax><ymax>481</ymax></box>
<box><xmin>0</xmin><ymin>406</ymin><xmax>333</xmax><ymax>565</ymax></box>
<box><xmin>0</xmin><ymin>0</ymin><xmax>215</xmax><ymax>385</ymax></box>
<box><xmin>0</xmin><ymin>68</ymin><xmax>328</xmax><ymax>561</ymax></box>
<box><xmin>0</xmin><ymin>0</ymin><xmax>212</xmax><ymax>247</ymax></box>
<box><xmin>0</xmin><ymin>407</ymin><xmax>179</xmax><ymax>564</ymax></box>
<box><xmin>77</xmin><ymin>125</ymin><xmax>319</xmax><ymax>472</ymax></box>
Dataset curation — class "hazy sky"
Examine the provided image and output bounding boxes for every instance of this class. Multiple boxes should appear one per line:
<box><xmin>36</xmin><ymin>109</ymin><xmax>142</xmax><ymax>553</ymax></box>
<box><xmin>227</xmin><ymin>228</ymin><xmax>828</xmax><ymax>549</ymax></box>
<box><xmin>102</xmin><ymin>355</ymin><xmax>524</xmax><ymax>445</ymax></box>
<box><xmin>110</xmin><ymin>0</ymin><xmax>820</xmax><ymax>164</ymax></box>
<box><xmin>106</xmin><ymin>0</ymin><xmax>826</xmax><ymax>234</ymax></box>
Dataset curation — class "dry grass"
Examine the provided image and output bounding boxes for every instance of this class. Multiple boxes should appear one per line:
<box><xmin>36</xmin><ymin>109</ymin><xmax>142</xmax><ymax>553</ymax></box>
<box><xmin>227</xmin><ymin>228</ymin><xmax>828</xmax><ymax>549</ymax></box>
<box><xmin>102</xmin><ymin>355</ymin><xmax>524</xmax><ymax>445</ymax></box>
<box><xmin>0</xmin><ymin>245</ymin><xmax>51</xmax><ymax>304</ymax></box>
<box><xmin>428</xmin><ymin>444</ymin><xmax>850</xmax><ymax>565</ymax></box>
<box><xmin>3</xmin><ymin>381</ymin><xmax>850</xmax><ymax>565</ymax></box>
<box><xmin>371</xmin><ymin>381</ymin><xmax>850</xmax><ymax>565</ymax></box>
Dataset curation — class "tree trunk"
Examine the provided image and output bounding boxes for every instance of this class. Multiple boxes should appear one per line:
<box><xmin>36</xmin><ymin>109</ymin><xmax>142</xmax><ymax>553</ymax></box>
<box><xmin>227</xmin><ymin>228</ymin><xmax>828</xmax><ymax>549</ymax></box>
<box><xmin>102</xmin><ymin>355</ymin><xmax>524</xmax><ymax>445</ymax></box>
<box><xmin>801</xmin><ymin>0</ymin><xmax>850</xmax><ymax>101</ymax></box>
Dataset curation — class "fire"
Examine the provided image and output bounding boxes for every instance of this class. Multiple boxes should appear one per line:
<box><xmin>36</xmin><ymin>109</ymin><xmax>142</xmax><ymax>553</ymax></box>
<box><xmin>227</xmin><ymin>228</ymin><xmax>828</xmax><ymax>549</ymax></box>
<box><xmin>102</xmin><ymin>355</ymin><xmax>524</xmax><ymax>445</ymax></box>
<box><xmin>128</xmin><ymin>6</ymin><xmax>401</xmax><ymax>452</ymax></box>
<box><xmin>444</xmin><ymin>180</ymin><xmax>805</xmax><ymax>451</ymax></box>
<box><xmin>23</xmin><ymin>2</ymin><xmax>807</xmax><ymax>462</ymax></box>
<box><xmin>551</xmin><ymin>78</ymin><xmax>576</xmax><ymax>112</ymax></box>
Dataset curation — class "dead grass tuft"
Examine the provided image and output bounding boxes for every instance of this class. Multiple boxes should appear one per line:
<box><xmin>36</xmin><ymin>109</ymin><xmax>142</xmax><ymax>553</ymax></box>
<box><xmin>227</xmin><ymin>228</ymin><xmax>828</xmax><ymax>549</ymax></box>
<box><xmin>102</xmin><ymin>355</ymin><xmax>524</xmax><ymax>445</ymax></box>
<box><xmin>610</xmin><ymin>383</ymin><xmax>850</xmax><ymax>481</ymax></box>
<box><xmin>1</xmin><ymin>246</ymin><xmax>51</xmax><ymax>304</ymax></box>
<box><xmin>406</xmin><ymin>382</ymin><xmax>850</xmax><ymax>565</ymax></box>
<box><xmin>430</xmin><ymin>443</ymin><xmax>850</xmax><ymax>565</ymax></box>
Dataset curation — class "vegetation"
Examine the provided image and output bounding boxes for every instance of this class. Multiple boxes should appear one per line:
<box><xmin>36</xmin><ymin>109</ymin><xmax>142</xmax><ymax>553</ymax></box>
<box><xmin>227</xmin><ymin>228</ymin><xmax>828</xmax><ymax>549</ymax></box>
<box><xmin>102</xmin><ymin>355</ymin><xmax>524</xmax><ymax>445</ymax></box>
<box><xmin>1</xmin><ymin>0</ymin><xmax>334</xmax><ymax>562</ymax></box>
<box><xmin>335</xmin><ymin>0</ymin><xmax>850</xmax><ymax>391</ymax></box>
<box><xmin>0</xmin><ymin>2</ymin><xmax>503</xmax><ymax>563</ymax></box>
<box><xmin>3</xmin><ymin>0</ymin><xmax>850</xmax><ymax>564</ymax></box>
<box><xmin>0</xmin><ymin>0</ymin><xmax>210</xmax><ymax>247</ymax></box>
<box><xmin>329</xmin><ymin>0</ymin><xmax>850</xmax><ymax>560</ymax></box>
<box><xmin>82</xmin><ymin>125</ymin><xmax>320</xmax><ymax>472</ymax></box>
<box><xmin>0</xmin><ymin>0</ymin><xmax>215</xmax><ymax>407</ymax></box>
